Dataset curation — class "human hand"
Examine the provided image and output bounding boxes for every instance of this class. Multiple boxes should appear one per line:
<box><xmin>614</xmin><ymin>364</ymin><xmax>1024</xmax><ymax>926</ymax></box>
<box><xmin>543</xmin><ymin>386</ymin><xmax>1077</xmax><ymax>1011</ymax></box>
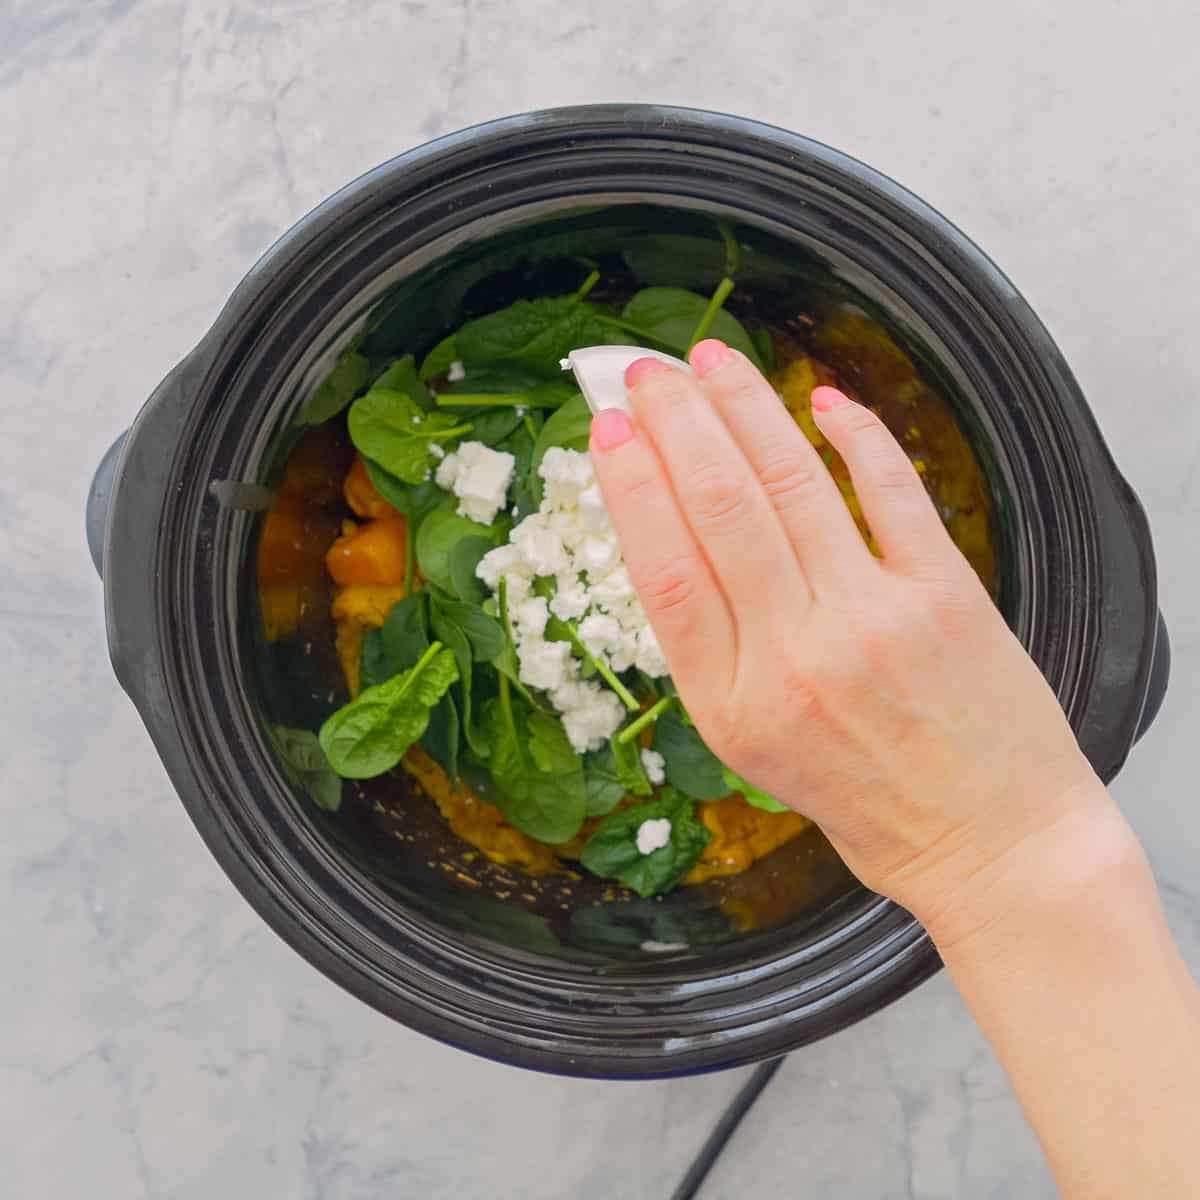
<box><xmin>588</xmin><ymin>338</ymin><xmax>1108</xmax><ymax>933</ymax></box>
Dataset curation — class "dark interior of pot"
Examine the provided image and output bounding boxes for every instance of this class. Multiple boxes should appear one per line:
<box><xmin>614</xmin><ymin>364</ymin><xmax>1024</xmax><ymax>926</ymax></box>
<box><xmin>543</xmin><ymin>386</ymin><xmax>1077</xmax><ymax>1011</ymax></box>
<box><xmin>246</xmin><ymin>200</ymin><xmax>1009</xmax><ymax>966</ymax></box>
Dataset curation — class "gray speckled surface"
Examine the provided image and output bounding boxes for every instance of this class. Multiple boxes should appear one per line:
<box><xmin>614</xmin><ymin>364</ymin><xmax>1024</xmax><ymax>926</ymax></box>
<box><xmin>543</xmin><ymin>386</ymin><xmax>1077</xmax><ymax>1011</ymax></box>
<box><xmin>2</xmin><ymin>2</ymin><xmax>1198</xmax><ymax>1196</ymax></box>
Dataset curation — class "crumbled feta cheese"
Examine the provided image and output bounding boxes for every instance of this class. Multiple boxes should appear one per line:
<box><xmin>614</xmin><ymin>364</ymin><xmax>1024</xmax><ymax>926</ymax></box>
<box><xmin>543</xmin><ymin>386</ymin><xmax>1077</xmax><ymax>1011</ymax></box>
<box><xmin>549</xmin><ymin>573</ymin><xmax>589</xmax><ymax>621</ymax></box>
<box><xmin>636</xmin><ymin>818</ymin><xmax>672</xmax><ymax>855</ymax></box>
<box><xmin>640</xmin><ymin>748</ymin><xmax>666</xmax><ymax>786</ymax></box>
<box><xmin>541</xmin><ymin>446</ymin><xmax>594</xmax><ymax>490</ymax></box>
<box><xmin>576</xmin><ymin>533</ymin><xmax>619</xmax><ymax>576</ymax></box>
<box><xmin>558</xmin><ymin>683</ymin><xmax>624</xmax><ymax>754</ymax></box>
<box><xmin>589</xmin><ymin>565</ymin><xmax>635</xmax><ymax>609</ymax></box>
<box><xmin>547</xmin><ymin>507</ymin><xmax>585</xmax><ymax>547</ymax></box>
<box><xmin>513</xmin><ymin>515</ymin><xmax>569</xmax><ymax>575</ymax></box>
<box><xmin>577</xmin><ymin>482</ymin><xmax>609</xmax><ymax>532</ymax></box>
<box><xmin>435</xmin><ymin>440</ymin><xmax>515</xmax><ymax>525</ymax></box>
<box><xmin>635</xmin><ymin>623</ymin><xmax>669</xmax><ymax>677</ymax></box>
<box><xmin>447</xmin><ymin>360</ymin><xmax>466</xmax><ymax>382</ymax></box>
<box><xmin>476</xmin><ymin>543</ymin><xmax>526</xmax><ymax>589</ymax></box>
<box><xmin>513</xmin><ymin>596</ymin><xmax>550</xmax><ymax>640</ymax></box>
<box><xmin>472</xmin><ymin>448</ymin><xmax>672</xmax><ymax>743</ymax></box>
<box><xmin>518</xmin><ymin>638</ymin><xmax>572</xmax><ymax>692</ymax></box>
<box><xmin>577</xmin><ymin>612</ymin><xmax>622</xmax><ymax>657</ymax></box>
<box><xmin>435</xmin><ymin>451</ymin><xmax>459</xmax><ymax>492</ymax></box>
<box><xmin>429</xmin><ymin>443</ymin><xmax>445</xmax><ymax>460</ymax></box>
<box><xmin>504</xmin><ymin>571</ymin><xmax>532</xmax><ymax>607</ymax></box>
<box><xmin>609</xmin><ymin>628</ymin><xmax>638</xmax><ymax>673</ymax></box>
<box><xmin>541</xmin><ymin>446</ymin><xmax>595</xmax><ymax>512</ymax></box>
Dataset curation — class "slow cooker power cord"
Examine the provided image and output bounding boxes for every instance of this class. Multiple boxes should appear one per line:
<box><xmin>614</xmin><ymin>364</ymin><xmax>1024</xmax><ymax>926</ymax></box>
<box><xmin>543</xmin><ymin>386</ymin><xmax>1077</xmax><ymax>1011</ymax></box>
<box><xmin>669</xmin><ymin>1057</ymin><xmax>785</xmax><ymax>1200</ymax></box>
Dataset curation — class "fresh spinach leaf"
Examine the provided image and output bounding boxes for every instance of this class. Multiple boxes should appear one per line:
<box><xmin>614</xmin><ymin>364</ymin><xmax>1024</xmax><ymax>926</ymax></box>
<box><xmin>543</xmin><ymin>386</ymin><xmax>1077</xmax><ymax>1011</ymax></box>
<box><xmin>582</xmin><ymin>745</ymin><xmax>627</xmax><ymax>817</ymax></box>
<box><xmin>296</xmin><ymin>347</ymin><xmax>370</xmax><ymax>426</ymax></box>
<box><xmin>653</xmin><ymin>707</ymin><xmax>728</xmax><ymax>801</ymax></box>
<box><xmin>416</xmin><ymin>510</ymin><xmax>499</xmax><ymax>593</ymax></box>
<box><xmin>720</xmin><ymin>766</ymin><xmax>788</xmax><ymax>813</ymax></box>
<box><xmin>428</xmin><ymin>594</ymin><xmax>507</xmax><ymax>760</ymax></box>
<box><xmin>500</xmin><ymin>420</ymin><xmax>540</xmax><ymax>520</ymax></box>
<box><xmin>433</xmin><ymin>597</ymin><xmax>505</xmax><ymax>662</ymax></box>
<box><xmin>528</xmin><ymin>392</ymin><xmax>590</xmax><ymax>503</ymax></box>
<box><xmin>362</xmin><ymin>459</ymin><xmax>446</xmax><ymax>524</ymax></box>
<box><xmin>422</xmin><ymin>689</ymin><xmax>461</xmax><ymax>781</ymax></box>
<box><xmin>359</xmin><ymin>593</ymin><xmax>431</xmax><ymax>691</ymax></box>
<box><xmin>610</xmin><ymin>732</ymin><xmax>653</xmax><ymax>797</ymax></box>
<box><xmin>418</xmin><ymin>333</ymin><xmax>458</xmax><ymax>381</ymax></box>
<box><xmin>319</xmin><ymin>644</ymin><xmax>458</xmax><ymax>779</ymax></box>
<box><xmin>750</xmin><ymin>327</ymin><xmax>775</xmax><ymax>374</ymax></box>
<box><xmin>272</xmin><ymin>726</ymin><xmax>343</xmax><ymax>812</ymax></box>
<box><xmin>621</xmin><ymin>288</ymin><xmax>763</xmax><ymax>368</ymax></box>
<box><xmin>461</xmin><ymin>408</ymin><xmax>525</xmax><ymax>446</ymax></box>
<box><xmin>348</xmin><ymin>389</ymin><xmax>470</xmax><ymax>484</ymax></box>
<box><xmin>448</xmin><ymin>535</ymin><xmax>493</xmax><ymax>602</ymax></box>
<box><xmin>428</xmin><ymin>597</ymin><xmax>475</xmax><ymax>756</ymax></box>
<box><xmin>525</xmin><ymin>378</ymin><xmax>578</xmax><ymax>409</ymax></box>
<box><xmin>479</xmin><ymin>697</ymin><xmax>586</xmax><ymax>843</ymax></box>
<box><xmin>371</xmin><ymin>354</ymin><xmax>433</xmax><ymax>412</ymax></box>
<box><xmin>359</xmin><ymin>629</ymin><xmax>392</xmax><ymax>692</ymax></box>
<box><xmin>580</xmin><ymin>788</ymin><xmax>711</xmax><ymax>898</ymax></box>
<box><xmin>446</xmin><ymin>362</ymin><xmax>552</xmax><ymax>394</ymax></box>
<box><xmin>455</xmin><ymin>295</ymin><xmax>611</xmax><ymax>374</ymax></box>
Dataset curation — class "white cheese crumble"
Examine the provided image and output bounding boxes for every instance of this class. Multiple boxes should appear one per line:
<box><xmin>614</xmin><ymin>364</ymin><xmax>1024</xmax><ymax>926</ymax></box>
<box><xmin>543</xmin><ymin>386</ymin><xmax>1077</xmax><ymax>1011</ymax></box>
<box><xmin>435</xmin><ymin>441</ymin><xmax>515</xmax><ymax>526</ymax></box>
<box><xmin>475</xmin><ymin>446</ymin><xmax>670</xmax><ymax>753</ymax></box>
<box><xmin>635</xmin><ymin>817</ymin><xmax>672</xmax><ymax>855</ymax></box>
<box><xmin>640</xmin><ymin>748</ymin><xmax>666</xmax><ymax>786</ymax></box>
<box><xmin>447</xmin><ymin>360</ymin><xmax>466</xmax><ymax>382</ymax></box>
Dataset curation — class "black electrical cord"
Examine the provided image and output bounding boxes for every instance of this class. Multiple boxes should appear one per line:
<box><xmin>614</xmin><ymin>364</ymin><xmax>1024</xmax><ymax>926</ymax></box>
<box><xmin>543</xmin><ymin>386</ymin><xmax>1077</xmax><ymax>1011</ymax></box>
<box><xmin>669</xmin><ymin>1057</ymin><xmax>786</xmax><ymax>1200</ymax></box>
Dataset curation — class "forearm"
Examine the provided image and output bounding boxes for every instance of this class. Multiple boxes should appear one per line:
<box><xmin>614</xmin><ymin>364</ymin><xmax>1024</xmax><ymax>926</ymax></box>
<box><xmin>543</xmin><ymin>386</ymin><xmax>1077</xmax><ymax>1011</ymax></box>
<box><xmin>921</xmin><ymin>794</ymin><xmax>1200</xmax><ymax>1199</ymax></box>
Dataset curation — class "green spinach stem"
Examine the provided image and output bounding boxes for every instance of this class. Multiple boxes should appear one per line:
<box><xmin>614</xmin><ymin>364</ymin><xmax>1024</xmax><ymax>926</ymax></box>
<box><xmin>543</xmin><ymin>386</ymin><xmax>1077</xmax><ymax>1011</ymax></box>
<box><xmin>393</xmin><ymin>641</ymin><xmax>444</xmax><ymax>699</ymax></box>
<box><xmin>413</xmin><ymin>421</ymin><xmax>473</xmax><ymax>437</ymax></box>
<box><xmin>565</xmin><ymin>628</ymin><xmax>638</xmax><ymax>711</ymax></box>
<box><xmin>687</xmin><ymin>276</ymin><xmax>735</xmax><ymax>351</ymax></box>
<box><xmin>498</xmin><ymin>575</ymin><xmax>513</xmax><ymax>645</ymax></box>
<box><xmin>574</xmin><ymin>269</ymin><xmax>601</xmax><ymax>300</ymax></box>
<box><xmin>718</xmin><ymin>222</ymin><xmax>739</xmax><ymax>278</ymax></box>
<box><xmin>498</xmin><ymin>671</ymin><xmax>518</xmax><ymax>745</ymax></box>
<box><xmin>617</xmin><ymin>695</ymin><xmax>674</xmax><ymax>744</ymax></box>
<box><xmin>522</xmin><ymin>414</ymin><xmax>538</xmax><ymax>441</ymax></box>
<box><xmin>434</xmin><ymin>394</ymin><xmax>560</xmax><ymax>409</ymax></box>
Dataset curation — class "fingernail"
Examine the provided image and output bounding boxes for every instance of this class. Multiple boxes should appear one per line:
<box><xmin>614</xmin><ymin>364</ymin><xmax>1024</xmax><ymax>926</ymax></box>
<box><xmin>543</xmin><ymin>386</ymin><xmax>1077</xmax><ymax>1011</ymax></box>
<box><xmin>689</xmin><ymin>338</ymin><xmax>734</xmax><ymax>377</ymax></box>
<box><xmin>591</xmin><ymin>408</ymin><xmax>634</xmax><ymax>451</ymax></box>
<box><xmin>811</xmin><ymin>386</ymin><xmax>851</xmax><ymax>412</ymax></box>
<box><xmin>624</xmin><ymin>357</ymin><xmax>670</xmax><ymax>387</ymax></box>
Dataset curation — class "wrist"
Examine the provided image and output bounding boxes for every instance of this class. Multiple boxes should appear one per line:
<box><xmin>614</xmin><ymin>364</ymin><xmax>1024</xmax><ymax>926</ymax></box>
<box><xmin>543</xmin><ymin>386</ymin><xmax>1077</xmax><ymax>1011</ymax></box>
<box><xmin>906</xmin><ymin>780</ymin><xmax>1150</xmax><ymax>956</ymax></box>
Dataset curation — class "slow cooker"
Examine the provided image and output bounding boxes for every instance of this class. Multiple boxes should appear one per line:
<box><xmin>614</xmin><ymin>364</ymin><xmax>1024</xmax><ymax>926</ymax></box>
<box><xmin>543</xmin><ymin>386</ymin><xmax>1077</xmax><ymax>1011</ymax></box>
<box><xmin>87</xmin><ymin>105</ymin><xmax>1169</xmax><ymax>1078</ymax></box>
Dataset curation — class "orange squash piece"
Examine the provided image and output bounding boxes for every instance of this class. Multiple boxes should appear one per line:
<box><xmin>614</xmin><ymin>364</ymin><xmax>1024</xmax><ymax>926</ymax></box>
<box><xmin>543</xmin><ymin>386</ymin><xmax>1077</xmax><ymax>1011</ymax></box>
<box><xmin>343</xmin><ymin>454</ymin><xmax>396</xmax><ymax>519</ymax></box>
<box><xmin>325</xmin><ymin>517</ymin><xmax>408</xmax><ymax>587</ymax></box>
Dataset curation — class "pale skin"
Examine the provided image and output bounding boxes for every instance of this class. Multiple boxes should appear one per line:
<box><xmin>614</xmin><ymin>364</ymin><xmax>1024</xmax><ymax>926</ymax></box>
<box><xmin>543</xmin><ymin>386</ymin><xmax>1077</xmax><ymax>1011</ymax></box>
<box><xmin>589</xmin><ymin>339</ymin><xmax>1200</xmax><ymax>1199</ymax></box>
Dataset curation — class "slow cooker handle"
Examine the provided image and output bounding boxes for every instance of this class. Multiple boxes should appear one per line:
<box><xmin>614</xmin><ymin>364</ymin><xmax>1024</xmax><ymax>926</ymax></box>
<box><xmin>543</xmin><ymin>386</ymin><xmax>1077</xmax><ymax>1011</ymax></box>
<box><xmin>86</xmin><ymin>430</ymin><xmax>128</xmax><ymax>577</ymax></box>
<box><xmin>1135</xmin><ymin>611</ymin><xmax>1171</xmax><ymax>742</ymax></box>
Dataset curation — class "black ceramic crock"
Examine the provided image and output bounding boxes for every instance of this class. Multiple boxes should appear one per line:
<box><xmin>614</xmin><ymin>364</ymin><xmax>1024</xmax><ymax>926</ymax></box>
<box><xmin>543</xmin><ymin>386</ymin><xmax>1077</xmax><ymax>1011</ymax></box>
<box><xmin>88</xmin><ymin>105</ymin><xmax>1169</xmax><ymax>1078</ymax></box>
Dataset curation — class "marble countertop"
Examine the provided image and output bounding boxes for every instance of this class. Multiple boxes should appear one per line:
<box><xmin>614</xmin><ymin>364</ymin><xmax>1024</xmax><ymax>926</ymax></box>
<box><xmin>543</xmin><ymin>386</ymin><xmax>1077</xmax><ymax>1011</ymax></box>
<box><xmin>2</xmin><ymin>2</ymin><xmax>1198</xmax><ymax>1196</ymax></box>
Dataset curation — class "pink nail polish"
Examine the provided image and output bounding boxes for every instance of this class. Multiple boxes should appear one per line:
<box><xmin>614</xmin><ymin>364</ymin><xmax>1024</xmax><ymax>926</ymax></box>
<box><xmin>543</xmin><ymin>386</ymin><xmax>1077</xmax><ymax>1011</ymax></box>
<box><xmin>811</xmin><ymin>386</ymin><xmax>851</xmax><ymax>412</ymax></box>
<box><xmin>689</xmin><ymin>338</ymin><xmax>734</xmax><ymax>377</ymax></box>
<box><xmin>591</xmin><ymin>408</ymin><xmax>634</xmax><ymax>450</ymax></box>
<box><xmin>624</xmin><ymin>357</ymin><xmax>670</xmax><ymax>388</ymax></box>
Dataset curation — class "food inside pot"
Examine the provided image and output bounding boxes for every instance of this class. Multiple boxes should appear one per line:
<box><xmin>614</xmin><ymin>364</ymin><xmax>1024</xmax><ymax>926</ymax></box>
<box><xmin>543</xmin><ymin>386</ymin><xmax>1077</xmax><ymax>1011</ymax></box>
<box><xmin>257</xmin><ymin>259</ymin><xmax>993</xmax><ymax>908</ymax></box>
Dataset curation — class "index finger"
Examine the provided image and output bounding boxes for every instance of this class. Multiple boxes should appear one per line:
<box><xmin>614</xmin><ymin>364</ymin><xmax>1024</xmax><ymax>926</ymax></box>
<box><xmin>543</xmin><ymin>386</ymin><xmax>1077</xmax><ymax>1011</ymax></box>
<box><xmin>588</xmin><ymin>408</ymin><xmax>737</xmax><ymax>699</ymax></box>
